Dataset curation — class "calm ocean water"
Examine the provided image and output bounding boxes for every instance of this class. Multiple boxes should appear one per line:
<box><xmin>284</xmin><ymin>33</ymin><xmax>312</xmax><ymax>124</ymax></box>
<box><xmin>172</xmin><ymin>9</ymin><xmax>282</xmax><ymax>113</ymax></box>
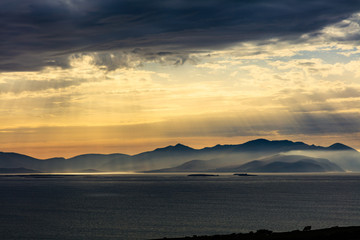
<box><xmin>1</xmin><ymin>173</ymin><xmax>360</xmax><ymax>240</ymax></box>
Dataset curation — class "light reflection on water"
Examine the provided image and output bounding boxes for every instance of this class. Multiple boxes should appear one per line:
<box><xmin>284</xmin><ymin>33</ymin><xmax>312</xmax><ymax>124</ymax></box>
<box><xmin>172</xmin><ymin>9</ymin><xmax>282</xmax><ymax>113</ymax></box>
<box><xmin>0</xmin><ymin>173</ymin><xmax>360</xmax><ymax>240</ymax></box>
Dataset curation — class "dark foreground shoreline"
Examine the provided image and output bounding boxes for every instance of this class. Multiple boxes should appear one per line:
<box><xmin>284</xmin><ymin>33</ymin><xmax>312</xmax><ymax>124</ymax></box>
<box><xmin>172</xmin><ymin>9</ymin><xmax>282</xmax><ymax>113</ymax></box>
<box><xmin>152</xmin><ymin>226</ymin><xmax>360</xmax><ymax>240</ymax></box>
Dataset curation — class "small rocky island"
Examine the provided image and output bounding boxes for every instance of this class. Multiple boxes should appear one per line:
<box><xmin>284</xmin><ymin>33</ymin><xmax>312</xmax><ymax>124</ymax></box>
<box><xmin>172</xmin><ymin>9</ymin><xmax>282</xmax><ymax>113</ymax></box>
<box><xmin>234</xmin><ymin>173</ymin><xmax>257</xmax><ymax>176</ymax></box>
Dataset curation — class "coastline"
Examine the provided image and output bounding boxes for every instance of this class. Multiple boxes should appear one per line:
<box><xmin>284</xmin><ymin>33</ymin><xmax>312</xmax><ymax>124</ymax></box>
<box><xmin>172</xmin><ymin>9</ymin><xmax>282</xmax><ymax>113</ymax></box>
<box><xmin>151</xmin><ymin>226</ymin><xmax>360</xmax><ymax>240</ymax></box>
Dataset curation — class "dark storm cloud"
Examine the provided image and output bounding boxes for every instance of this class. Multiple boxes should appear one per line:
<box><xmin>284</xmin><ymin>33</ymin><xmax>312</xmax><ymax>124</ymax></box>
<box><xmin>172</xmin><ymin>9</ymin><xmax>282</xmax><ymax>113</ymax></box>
<box><xmin>1</xmin><ymin>0</ymin><xmax>360</xmax><ymax>71</ymax></box>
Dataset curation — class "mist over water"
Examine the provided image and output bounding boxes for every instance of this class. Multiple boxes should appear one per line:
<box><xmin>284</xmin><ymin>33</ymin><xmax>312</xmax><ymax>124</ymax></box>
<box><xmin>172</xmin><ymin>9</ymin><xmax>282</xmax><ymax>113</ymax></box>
<box><xmin>1</xmin><ymin>173</ymin><xmax>360</xmax><ymax>240</ymax></box>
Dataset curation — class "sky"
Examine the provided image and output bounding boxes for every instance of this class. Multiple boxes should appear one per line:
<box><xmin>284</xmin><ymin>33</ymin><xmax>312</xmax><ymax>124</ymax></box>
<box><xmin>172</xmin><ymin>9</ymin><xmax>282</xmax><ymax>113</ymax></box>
<box><xmin>1</xmin><ymin>0</ymin><xmax>360</xmax><ymax>158</ymax></box>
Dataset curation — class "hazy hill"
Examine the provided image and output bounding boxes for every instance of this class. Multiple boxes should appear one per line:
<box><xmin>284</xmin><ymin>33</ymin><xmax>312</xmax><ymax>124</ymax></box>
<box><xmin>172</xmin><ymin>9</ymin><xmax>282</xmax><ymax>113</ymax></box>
<box><xmin>284</xmin><ymin>149</ymin><xmax>360</xmax><ymax>171</ymax></box>
<box><xmin>150</xmin><ymin>154</ymin><xmax>344</xmax><ymax>173</ymax></box>
<box><xmin>215</xmin><ymin>154</ymin><xmax>344</xmax><ymax>173</ymax></box>
<box><xmin>0</xmin><ymin>139</ymin><xmax>358</xmax><ymax>173</ymax></box>
<box><xmin>147</xmin><ymin>159</ymin><xmax>223</xmax><ymax>173</ymax></box>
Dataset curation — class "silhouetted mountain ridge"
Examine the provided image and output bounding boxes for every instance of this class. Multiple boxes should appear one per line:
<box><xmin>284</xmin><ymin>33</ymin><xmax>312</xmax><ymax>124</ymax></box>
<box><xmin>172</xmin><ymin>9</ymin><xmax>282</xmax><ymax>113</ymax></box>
<box><xmin>0</xmin><ymin>139</ymin><xmax>358</xmax><ymax>172</ymax></box>
<box><xmin>328</xmin><ymin>143</ymin><xmax>355</xmax><ymax>151</ymax></box>
<box><xmin>202</xmin><ymin>139</ymin><xmax>356</xmax><ymax>153</ymax></box>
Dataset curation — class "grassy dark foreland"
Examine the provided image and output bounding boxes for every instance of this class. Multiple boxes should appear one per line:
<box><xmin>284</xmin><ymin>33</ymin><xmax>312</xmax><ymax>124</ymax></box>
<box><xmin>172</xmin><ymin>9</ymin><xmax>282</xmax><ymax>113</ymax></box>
<box><xmin>152</xmin><ymin>226</ymin><xmax>360</xmax><ymax>240</ymax></box>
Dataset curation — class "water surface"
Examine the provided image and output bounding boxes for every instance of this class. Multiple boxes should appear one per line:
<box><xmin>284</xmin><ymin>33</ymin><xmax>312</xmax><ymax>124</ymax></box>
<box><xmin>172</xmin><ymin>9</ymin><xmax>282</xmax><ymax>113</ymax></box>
<box><xmin>1</xmin><ymin>173</ymin><xmax>360</xmax><ymax>240</ymax></box>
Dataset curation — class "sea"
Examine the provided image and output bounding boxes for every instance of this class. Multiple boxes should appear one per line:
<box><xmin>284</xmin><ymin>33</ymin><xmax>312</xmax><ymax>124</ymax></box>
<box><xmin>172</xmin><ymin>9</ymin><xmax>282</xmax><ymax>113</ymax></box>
<box><xmin>1</xmin><ymin>173</ymin><xmax>360</xmax><ymax>240</ymax></box>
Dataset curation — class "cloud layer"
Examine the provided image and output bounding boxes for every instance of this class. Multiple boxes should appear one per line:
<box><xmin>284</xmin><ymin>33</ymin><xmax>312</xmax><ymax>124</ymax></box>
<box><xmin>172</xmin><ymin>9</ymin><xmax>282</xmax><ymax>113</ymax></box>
<box><xmin>2</xmin><ymin>1</ymin><xmax>360</xmax><ymax>157</ymax></box>
<box><xmin>1</xmin><ymin>0</ymin><xmax>360</xmax><ymax>71</ymax></box>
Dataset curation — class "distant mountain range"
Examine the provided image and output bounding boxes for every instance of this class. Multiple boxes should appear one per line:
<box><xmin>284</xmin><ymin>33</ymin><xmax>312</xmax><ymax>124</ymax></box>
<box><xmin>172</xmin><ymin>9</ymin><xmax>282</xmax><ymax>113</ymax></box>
<box><xmin>0</xmin><ymin>167</ymin><xmax>41</xmax><ymax>174</ymax></box>
<box><xmin>0</xmin><ymin>139</ymin><xmax>359</xmax><ymax>173</ymax></box>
